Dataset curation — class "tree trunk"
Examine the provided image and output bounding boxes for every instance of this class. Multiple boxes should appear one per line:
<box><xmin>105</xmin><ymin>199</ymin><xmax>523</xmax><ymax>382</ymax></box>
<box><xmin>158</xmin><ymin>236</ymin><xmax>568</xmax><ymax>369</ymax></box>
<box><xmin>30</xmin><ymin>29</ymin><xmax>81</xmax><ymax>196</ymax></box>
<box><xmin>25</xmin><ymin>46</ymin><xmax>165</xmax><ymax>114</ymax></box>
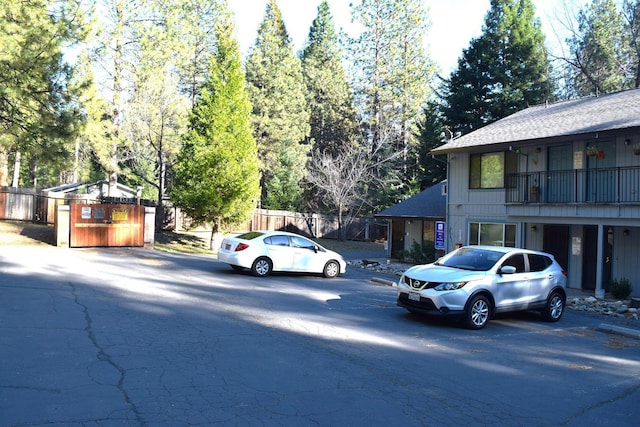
<box><xmin>209</xmin><ymin>220</ymin><xmax>223</xmax><ymax>251</ymax></box>
<box><xmin>0</xmin><ymin>145</ymin><xmax>9</xmax><ymax>186</ymax></box>
<box><xmin>12</xmin><ymin>151</ymin><xmax>21</xmax><ymax>187</ymax></box>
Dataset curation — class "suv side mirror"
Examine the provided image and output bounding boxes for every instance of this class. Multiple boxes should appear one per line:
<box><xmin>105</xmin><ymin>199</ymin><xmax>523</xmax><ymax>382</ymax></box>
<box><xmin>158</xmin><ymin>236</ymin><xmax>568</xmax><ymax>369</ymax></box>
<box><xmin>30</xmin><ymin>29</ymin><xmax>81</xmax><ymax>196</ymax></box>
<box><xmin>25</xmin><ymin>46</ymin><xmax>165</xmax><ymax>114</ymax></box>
<box><xmin>499</xmin><ymin>265</ymin><xmax>517</xmax><ymax>275</ymax></box>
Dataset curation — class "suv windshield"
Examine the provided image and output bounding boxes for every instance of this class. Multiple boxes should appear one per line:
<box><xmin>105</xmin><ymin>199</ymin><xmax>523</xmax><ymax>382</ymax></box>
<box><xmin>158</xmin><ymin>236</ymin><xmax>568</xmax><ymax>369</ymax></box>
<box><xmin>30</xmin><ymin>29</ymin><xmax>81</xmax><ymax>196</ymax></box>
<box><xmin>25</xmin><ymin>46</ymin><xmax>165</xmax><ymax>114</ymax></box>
<box><xmin>437</xmin><ymin>248</ymin><xmax>503</xmax><ymax>271</ymax></box>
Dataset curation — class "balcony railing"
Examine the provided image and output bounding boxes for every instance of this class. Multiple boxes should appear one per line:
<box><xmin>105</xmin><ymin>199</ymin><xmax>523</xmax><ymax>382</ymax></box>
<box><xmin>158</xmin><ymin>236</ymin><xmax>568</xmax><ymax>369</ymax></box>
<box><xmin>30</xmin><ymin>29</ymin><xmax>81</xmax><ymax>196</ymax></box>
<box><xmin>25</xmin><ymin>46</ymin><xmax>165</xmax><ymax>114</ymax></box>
<box><xmin>506</xmin><ymin>166</ymin><xmax>640</xmax><ymax>204</ymax></box>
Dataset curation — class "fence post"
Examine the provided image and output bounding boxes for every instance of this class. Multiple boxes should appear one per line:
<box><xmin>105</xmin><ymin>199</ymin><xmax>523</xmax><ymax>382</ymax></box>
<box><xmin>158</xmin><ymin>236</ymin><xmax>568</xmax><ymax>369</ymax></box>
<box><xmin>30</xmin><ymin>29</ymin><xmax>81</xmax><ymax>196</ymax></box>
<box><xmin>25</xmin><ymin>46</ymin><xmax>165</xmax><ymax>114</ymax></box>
<box><xmin>54</xmin><ymin>205</ymin><xmax>70</xmax><ymax>247</ymax></box>
<box><xmin>144</xmin><ymin>206</ymin><xmax>156</xmax><ymax>247</ymax></box>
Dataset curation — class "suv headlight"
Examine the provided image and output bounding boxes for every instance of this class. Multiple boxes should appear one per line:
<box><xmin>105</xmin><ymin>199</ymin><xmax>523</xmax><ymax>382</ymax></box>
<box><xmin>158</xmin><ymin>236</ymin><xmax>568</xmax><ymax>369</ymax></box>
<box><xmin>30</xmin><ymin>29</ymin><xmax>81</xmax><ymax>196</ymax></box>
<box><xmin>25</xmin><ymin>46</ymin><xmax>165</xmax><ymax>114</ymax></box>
<box><xmin>434</xmin><ymin>282</ymin><xmax>467</xmax><ymax>291</ymax></box>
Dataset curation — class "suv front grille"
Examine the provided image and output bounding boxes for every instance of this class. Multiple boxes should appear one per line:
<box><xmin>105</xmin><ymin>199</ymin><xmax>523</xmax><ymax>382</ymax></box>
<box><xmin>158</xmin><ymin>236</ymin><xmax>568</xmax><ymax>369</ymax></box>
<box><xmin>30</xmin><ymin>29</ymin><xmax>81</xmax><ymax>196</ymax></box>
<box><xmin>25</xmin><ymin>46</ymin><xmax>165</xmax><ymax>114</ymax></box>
<box><xmin>406</xmin><ymin>277</ymin><xmax>437</xmax><ymax>290</ymax></box>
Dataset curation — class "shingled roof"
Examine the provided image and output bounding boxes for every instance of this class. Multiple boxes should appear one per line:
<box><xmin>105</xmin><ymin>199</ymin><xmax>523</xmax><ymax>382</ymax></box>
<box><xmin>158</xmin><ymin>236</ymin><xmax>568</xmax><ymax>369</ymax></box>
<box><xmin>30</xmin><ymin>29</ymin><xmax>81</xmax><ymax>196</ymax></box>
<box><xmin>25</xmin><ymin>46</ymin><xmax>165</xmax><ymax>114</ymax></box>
<box><xmin>432</xmin><ymin>88</ymin><xmax>640</xmax><ymax>154</ymax></box>
<box><xmin>376</xmin><ymin>180</ymin><xmax>446</xmax><ymax>219</ymax></box>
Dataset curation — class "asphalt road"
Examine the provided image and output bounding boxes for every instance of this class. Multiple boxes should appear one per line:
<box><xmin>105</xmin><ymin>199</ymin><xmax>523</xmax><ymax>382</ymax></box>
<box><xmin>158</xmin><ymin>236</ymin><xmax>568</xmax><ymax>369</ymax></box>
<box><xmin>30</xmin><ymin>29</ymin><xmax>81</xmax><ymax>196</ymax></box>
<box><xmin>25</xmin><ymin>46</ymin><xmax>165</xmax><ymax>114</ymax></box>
<box><xmin>1</xmin><ymin>245</ymin><xmax>639</xmax><ymax>426</ymax></box>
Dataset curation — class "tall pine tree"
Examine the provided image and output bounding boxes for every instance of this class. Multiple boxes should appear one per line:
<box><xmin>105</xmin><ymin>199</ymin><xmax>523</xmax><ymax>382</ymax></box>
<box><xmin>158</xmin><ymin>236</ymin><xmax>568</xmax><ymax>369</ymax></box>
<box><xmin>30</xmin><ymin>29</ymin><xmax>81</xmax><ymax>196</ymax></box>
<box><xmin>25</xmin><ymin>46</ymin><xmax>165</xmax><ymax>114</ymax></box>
<box><xmin>414</xmin><ymin>101</ymin><xmax>447</xmax><ymax>190</ymax></box>
<box><xmin>301</xmin><ymin>0</ymin><xmax>356</xmax><ymax>157</ymax></box>
<box><xmin>0</xmin><ymin>0</ymin><xmax>88</xmax><ymax>186</ymax></box>
<box><xmin>349</xmin><ymin>0</ymin><xmax>433</xmax><ymax>208</ymax></box>
<box><xmin>566</xmin><ymin>0</ymin><xmax>629</xmax><ymax>96</ymax></box>
<box><xmin>171</xmin><ymin>2</ymin><xmax>260</xmax><ymax>247</ymax></box>
<box><xmin>443</xmin><ymin>0</ymin><xmax>553</xmax><ymax>135</ymax></box>
<box><xmin>245</xmin><ymin>0</ymin><xmax>310</xmax><ymax>210</ymax></box>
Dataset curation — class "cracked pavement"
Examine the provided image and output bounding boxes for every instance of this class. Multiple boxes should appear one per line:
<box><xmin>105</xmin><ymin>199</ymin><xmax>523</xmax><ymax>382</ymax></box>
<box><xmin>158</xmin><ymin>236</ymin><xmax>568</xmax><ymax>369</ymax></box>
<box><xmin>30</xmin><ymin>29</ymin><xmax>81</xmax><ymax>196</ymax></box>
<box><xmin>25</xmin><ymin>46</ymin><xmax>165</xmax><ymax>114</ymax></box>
<box><xmin>1</xmin><ymin>245</ymin><xmax>639</xmax><ymax>426</ymax></box>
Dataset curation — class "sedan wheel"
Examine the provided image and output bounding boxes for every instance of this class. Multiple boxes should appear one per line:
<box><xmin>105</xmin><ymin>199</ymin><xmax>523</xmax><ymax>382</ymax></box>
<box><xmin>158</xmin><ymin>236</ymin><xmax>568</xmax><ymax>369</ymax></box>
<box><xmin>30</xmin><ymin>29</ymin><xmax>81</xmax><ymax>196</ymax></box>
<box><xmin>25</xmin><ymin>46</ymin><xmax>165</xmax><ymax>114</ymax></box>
<box><xmin>541</xmin><ymin>291</ymin><xmax>564</xmax><ymax>322</ymax></box>
<box><xmin>323</xmin><ymin>260</ymin><xmax>340</xmax><ymax>278</ymax></box>
<box><xmin>251</xmin><ymin>257</ymin><xmax>272</xmax><ymax>277</ymax></box>
<box><xmin>465</xmin><ymin>295</ymin><xmax>490</xmax><ymax>330</ymax></box>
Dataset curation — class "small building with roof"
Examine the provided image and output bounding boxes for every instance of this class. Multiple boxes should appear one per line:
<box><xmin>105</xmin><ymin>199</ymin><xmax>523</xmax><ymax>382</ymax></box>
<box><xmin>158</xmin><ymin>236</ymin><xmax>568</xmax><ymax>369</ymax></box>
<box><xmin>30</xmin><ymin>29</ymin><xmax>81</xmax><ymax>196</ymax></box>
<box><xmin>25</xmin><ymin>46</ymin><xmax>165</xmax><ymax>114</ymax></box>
<box><xmin>375</xmin><ymin>180</ymin><xmax>447</xmax><ymax>259</ymax></box>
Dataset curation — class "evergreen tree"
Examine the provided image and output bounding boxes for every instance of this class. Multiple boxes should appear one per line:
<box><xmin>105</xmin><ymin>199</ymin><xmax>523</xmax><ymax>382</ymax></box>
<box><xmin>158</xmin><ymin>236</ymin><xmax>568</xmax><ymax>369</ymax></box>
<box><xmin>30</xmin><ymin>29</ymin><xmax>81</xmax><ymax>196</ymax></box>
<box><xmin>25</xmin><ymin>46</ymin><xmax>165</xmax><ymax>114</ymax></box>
<box><xmin>121</xmin><ymin>0</ymin><xmax>190</xmax><ymax>205</ymax></box>
<box><xmin>169</xmin><ymin>0</ymin><xmax>220</xmax><ymax>107</ymax></box>
<box><xmin>443</xmin><ymin>0</ymin><xmax>552</xmax><ymax>135</ymax></box>
<box><xmin>0</xmin><ymin>0</ymin><xmax>89</xmax><ymax>186</ymax></box>
<box><xmin>91</xmin><ymin>0</ymin><xmax>139</xmax><ymax>195</ymax></box>
<box><xmin>245</xmin><ymin>0</ymin><xmax>310</xmax><ymax>210</ymax></box>
<box><xmin>171</xmin><ymin>3</ymin><xmax>260</xmax><ymax>247</ymax></box>
<box><xmin>566</xmin><ymin>0</ymin><xmax>629</xmax><ymax>96</ymax></box>
<box><xmin>301</xmin><ymin>0</ymin><xmax>356</xmax><ymax>157</ymax></box>
<box><xmin>349</xmin><ymin>0</ymin><xmax>433</xmax><ymax>208</ymax></box>
<box><xmin>414</xmin><ymin>101</ymin><xmax>447</xmax><ymax>190</ymax></box>
<box><xmin>622</xmin><ymin>0</ymin><xmax>640</xmax><ymax>87</ymax></box>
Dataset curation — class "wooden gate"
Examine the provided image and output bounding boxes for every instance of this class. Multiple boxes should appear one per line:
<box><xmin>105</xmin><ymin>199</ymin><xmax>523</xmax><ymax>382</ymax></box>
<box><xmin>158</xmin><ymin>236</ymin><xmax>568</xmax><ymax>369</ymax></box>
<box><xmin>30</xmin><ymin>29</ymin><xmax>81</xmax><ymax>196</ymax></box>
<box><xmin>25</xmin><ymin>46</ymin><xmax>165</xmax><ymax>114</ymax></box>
<box><xmin>70</xmin><ymin>204</ymin><xmax>144</xmax><ymax>247</ymax></box>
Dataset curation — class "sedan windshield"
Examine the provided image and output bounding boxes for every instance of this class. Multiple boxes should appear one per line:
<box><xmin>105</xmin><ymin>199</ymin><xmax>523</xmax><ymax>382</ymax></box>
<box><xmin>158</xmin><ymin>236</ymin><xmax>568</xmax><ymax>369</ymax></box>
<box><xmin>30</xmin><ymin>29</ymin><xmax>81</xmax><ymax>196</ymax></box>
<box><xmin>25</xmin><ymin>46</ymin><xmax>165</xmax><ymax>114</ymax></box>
<box><xmin>437</xmin><ymin>248</ymin><xmax>503</xmax><ymax>271</ymax></box>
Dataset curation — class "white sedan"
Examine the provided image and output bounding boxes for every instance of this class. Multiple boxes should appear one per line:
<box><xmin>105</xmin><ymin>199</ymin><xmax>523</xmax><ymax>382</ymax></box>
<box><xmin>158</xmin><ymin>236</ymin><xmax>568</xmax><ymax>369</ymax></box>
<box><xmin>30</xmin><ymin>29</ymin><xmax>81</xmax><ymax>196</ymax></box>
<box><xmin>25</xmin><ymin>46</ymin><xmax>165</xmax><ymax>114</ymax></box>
<box><xmin>217</xmin><ymin>231</ymin><xmax>347</xmax><ymax>278</ymax></box>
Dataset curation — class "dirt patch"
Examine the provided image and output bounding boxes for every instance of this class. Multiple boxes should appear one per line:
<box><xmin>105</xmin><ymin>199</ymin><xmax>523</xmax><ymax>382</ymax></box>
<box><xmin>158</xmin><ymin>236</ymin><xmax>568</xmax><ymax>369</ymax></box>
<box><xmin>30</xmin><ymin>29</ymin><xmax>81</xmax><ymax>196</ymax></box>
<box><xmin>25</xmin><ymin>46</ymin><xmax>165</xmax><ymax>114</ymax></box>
<box><xmin>0</xmin><ymin>221</ymin><xmax>55</xmax><ymax>246</ymax></box>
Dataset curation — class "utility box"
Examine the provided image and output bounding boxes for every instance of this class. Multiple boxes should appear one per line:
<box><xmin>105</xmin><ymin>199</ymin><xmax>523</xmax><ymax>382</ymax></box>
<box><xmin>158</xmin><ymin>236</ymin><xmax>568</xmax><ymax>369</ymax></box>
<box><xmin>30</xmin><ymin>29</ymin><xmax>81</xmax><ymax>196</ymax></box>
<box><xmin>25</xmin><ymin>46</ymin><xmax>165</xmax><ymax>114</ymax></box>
<box><xmin>69</xmin><ymin>204</ymin><xmax>145</xmax><ymax>247</ymax></box>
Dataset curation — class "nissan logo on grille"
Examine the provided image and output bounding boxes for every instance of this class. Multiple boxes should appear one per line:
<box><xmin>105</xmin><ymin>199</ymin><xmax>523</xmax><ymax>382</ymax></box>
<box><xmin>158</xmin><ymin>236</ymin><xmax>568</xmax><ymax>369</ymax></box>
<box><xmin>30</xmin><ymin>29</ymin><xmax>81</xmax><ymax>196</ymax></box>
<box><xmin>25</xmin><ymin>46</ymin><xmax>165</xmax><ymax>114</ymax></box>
<box><xmin>411</xmin><ymin>279</ymin><xmax>422</xmax><ymax>289</ymax></box>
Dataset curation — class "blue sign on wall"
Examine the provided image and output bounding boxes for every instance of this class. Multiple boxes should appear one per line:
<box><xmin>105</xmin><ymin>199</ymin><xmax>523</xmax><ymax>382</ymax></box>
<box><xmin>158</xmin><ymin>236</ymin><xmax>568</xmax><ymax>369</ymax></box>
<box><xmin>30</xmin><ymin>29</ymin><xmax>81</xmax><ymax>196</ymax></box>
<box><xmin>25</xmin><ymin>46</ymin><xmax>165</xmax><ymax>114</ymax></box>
<box><xmin>435</xmin><ymin>221</ymin><xmax>446</xmax><ymax>250</ymax></box>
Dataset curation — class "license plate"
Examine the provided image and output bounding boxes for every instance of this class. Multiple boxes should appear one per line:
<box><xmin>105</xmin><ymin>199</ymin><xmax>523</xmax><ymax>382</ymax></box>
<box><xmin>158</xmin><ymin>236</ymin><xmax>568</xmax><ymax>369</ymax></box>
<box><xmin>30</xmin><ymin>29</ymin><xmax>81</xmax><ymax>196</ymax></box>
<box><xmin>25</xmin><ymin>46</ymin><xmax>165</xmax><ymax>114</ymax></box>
<box><xmin>408</xmin><ymin>292</ymin><xmax>420</xmax><ymax>302</ymax></box>
<box><xmin>225</xmin><ymin>244</ymin><xmax>231</xmax><ymax>250</ymax></box>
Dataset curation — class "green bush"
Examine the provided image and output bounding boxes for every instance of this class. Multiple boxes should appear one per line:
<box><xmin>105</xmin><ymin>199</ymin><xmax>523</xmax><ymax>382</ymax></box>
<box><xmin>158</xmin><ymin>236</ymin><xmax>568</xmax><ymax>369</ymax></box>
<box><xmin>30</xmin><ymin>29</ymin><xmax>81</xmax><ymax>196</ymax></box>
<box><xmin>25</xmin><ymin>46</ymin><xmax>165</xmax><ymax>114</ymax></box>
<box><xmin>398</xmin><ymin>241</ymin><xmax>437</xmax><ymax>264</ymax></box>
<box><xmin>608</xmin><ymin>277</ymin><xmax>632</xmax><ymax>299</ymax></box>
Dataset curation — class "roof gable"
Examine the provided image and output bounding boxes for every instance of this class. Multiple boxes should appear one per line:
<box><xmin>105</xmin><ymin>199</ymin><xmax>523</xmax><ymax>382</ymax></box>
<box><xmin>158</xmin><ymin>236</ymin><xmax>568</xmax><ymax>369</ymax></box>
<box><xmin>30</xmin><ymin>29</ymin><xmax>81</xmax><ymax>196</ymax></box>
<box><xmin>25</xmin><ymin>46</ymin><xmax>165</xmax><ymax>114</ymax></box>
<box><xmin>376</xmin><ymin>180</ymin><xmax>446</xmax><ymax>219</ymax></box>
<box><xmin>432</xmin><ymin>89</ymin><xmax>640</xmax><ymax>153</ymax></box>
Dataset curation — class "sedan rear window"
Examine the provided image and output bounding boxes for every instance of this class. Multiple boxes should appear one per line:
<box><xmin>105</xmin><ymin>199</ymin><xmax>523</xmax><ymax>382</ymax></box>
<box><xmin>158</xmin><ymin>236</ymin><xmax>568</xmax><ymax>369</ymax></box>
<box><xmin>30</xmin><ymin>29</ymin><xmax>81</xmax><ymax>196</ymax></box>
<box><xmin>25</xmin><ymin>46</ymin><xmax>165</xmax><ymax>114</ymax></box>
<box><xmin>264</xmin><ymin>235</ymin><xmax>290</xmax><ymax>246</ymax></box>
<box><xmin>237</xmin><ymin>231</ymin><xmax>264</xmax><ymax>240</ymax></box>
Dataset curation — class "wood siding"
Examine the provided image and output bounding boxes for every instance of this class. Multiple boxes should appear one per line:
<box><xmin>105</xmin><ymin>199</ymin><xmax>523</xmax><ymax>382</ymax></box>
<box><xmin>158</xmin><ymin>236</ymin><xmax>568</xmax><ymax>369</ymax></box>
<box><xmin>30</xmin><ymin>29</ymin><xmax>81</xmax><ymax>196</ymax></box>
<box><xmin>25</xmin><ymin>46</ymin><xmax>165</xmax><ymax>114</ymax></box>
<box><xmin>70</xmin><ymin>204</ymin><xmax>144</xmax><ymax>247</ymax></box>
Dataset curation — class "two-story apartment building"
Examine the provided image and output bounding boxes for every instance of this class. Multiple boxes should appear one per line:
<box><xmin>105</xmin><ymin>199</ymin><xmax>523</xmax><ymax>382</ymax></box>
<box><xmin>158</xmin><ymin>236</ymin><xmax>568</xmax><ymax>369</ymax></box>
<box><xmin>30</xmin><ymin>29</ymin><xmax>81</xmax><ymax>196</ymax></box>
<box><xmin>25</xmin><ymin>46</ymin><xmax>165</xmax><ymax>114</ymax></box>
<box><xmin>431</xmin><ymin>89</ymin><xmax>640</xmax><ymax>298</ymax></box>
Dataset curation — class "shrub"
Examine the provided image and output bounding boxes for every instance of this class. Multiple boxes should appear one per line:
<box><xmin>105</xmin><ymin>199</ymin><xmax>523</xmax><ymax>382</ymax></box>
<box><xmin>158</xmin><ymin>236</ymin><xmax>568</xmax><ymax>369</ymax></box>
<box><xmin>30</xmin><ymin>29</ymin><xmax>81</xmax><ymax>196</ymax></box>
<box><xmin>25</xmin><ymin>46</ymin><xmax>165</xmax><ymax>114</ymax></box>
<box><xmin>399</xmin><ymin>241</ymin><xmax>437</xmax><ymax>264</ymax></box>
<box><xmin>608</xmin><ymin>277</ymin><xmax>632</xmax><ymax>299</ymax></box>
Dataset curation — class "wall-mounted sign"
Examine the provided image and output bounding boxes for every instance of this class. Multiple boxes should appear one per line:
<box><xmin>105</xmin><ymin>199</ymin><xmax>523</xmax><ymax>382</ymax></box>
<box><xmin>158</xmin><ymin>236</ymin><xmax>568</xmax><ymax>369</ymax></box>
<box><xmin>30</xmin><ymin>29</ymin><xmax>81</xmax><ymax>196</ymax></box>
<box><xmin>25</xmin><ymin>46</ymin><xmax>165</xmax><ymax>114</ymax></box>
<box><xmin>572</xmin><ymin>237</ymin><xmax>581</xmax><ymax>255</ymax></box>
<box><xmin>81</xmin><ymin>207</ymin><xmax>92</xmax><ymax>219</ymax></box>
<box><xmin>112</xmin><ymin>209</ymin><xmax>129</xmax><ymax>221</ymax></box>
<box><xmin>435</xmin><ymin>221</ymin><xmax>446</xmax><ymax>250</ymax></box>
<box><xmin>573</xmin><ymin>151</ymin><xmax>583</xmax><ymax>169</ymax></box>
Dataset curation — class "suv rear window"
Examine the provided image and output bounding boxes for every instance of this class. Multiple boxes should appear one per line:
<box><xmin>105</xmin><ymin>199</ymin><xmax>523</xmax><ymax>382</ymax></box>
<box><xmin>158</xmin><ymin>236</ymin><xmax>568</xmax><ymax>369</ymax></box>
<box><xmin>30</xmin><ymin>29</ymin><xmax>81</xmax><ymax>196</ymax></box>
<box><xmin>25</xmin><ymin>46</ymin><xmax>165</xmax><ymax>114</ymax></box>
<box><xmin>528</xmin><ymin>254</ymin><xmax>552</xmax><ymax>272</ymax></box>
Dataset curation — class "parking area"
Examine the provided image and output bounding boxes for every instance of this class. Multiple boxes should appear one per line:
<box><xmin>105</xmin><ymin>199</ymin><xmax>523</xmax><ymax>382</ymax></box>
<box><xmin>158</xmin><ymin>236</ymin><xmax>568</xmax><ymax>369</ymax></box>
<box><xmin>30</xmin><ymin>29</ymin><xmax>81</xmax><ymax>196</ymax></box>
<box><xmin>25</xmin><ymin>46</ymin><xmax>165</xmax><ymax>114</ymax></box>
<box><xmin>1</xmin><ymin>244</ymin><xmax>640</xmax><ymax>426</ymax></box>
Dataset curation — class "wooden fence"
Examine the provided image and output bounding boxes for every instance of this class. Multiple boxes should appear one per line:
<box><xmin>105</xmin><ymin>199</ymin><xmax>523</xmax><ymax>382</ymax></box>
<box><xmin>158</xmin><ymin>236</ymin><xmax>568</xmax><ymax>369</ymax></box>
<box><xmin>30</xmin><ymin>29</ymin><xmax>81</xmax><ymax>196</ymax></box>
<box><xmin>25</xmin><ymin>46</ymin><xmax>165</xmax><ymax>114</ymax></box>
<box><xmin>0</xmin><ymin>187</ymin><xmax>154</xmax><ymax>224</ymax></box>
<box><xmin>169</xmin><ymin>206</ymin><xmax>388</xmax><ymax>242</ymax></box>
<box><xmin>2</xmin><ymin>187</ymin><xmax>388</xmax><ymax>242</ymax></box>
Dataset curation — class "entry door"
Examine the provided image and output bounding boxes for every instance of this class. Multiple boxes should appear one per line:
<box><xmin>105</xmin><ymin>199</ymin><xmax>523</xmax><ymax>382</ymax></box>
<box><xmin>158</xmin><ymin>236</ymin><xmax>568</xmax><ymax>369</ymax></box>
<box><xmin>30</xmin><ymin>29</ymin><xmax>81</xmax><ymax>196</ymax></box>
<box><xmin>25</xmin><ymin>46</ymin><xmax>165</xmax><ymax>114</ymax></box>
<box><xmin>547</xmin><ymin>145</ymin><xmax>573</xmax><ymax>203</ymax></box>
<box><xmin>391</xmin><ymin>220</ymin><xmax>404</xmax><ymax>258</ymax></box>
<box><xmin>543</xmin><ymin>225</ymin><xmax>569</xmax><ymax>271</ymax></box>
<box><xmin>586</xmin><ymin>141</ymin><xmax>616</xmax><ymax>202</ymax></box>
<box><xmin>581</xmin><ymin>226</ymin><xmax>613</xmax><ymax>291</ymax></box>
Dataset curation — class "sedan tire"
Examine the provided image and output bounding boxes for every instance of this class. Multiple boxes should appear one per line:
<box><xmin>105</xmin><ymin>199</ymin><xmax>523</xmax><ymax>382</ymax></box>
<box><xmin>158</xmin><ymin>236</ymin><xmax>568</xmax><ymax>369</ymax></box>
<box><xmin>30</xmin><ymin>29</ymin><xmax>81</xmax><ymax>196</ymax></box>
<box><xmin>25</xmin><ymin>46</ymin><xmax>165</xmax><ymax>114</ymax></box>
<box><xmin>251</xmin><ymin>257</ymin><xmax>272</xmax><ymax>277</ymax></box>
<box><xmin>541</xmin><ymin>290</ymin><xmax>564</xmax><ymax>322</ymax></box>
<box><xmin>465</xmin><ymin>294</ymin><xmax>491</xmax><ymax>330</ymax></box>
<box><xmin>323</xmin><ymin>260</ymin><xmax>340</xmax><ymax>278</ymax></box>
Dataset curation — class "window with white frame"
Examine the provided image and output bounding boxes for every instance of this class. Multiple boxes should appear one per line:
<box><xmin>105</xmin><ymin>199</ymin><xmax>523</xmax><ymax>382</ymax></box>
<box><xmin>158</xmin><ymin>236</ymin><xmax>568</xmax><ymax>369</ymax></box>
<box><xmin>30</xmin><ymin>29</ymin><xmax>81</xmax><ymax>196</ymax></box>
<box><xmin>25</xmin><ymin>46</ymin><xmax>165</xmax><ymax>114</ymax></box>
<box><xmin>469</xmin><ymin>222</ymin><xmax>516</xmax><ymax>247</ymax></box>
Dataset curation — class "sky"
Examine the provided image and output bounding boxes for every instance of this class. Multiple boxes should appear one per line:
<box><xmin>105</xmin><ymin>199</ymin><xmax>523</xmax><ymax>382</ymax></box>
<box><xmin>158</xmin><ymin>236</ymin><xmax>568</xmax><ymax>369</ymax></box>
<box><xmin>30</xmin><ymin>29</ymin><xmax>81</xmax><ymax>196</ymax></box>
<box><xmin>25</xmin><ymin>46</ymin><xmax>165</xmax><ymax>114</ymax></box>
<box><xmin>227</xmin><ymin>0</ymin><xmax>570</xmax><ymax>75</ymax></box>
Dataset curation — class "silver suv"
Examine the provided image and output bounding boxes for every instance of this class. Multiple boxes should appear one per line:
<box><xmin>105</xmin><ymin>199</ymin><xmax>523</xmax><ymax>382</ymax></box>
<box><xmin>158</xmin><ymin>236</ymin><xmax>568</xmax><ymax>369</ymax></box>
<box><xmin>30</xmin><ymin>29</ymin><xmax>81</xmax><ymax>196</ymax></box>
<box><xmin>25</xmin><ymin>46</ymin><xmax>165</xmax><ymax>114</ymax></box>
<box><xmin>397</xmin><ymin>246</ymin><xmax>567</xmax><ymax>329</ymax></box>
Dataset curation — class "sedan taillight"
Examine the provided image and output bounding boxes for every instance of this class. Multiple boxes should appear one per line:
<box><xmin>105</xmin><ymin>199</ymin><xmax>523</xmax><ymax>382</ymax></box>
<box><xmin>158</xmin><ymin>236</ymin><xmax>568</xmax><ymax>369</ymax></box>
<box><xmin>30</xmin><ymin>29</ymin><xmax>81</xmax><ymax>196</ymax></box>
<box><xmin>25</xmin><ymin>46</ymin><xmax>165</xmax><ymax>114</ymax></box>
<box><xmin>235</xmin><ymin>242</ymin><xmax>249</xmax><ymax>251</ymax></box>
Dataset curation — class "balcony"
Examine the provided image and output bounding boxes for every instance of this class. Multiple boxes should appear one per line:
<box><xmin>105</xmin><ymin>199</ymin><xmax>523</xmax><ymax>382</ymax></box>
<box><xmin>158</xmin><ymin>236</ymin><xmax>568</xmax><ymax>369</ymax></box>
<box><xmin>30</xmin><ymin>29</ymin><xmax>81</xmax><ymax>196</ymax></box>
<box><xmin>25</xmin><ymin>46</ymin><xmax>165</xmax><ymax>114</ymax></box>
<box><xmin>506</xmin><ymin>166</ymin><xmax>640</xmax><ymax>204</ymax></box>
